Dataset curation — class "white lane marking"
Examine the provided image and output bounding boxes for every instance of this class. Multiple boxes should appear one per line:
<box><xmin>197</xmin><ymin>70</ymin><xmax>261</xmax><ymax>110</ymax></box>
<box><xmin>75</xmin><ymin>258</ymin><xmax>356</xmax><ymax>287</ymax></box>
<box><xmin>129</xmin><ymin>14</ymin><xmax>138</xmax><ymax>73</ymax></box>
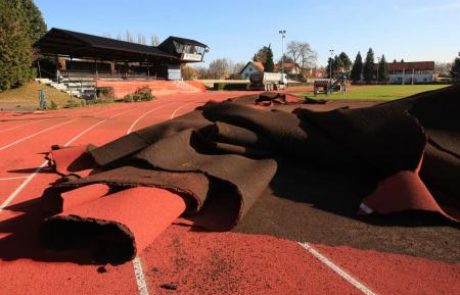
<box><xmin>170</xmin><ymin>102</ymin><xmax>196</xmax><ymax>119</ymax></box>
<box><xmin>359</xmin><ymin>203</ymin><xmax>374</xmax><ymax>214</ymax></box>
<box><xmin>0</xmin><ymin>119</ymin><xmax>76</xmax><ymax>152</ymax></box>
<box><xmin>126</xmin><ymin>103</ymin><xmax>174</xmax><ymax>134</ymax></box>
<box><xmin>126</xmin><ymin>102</ymin><xmax>173</xmax><ymax>295</ymax></box>
<box><xmin>0</xmin><ymin>121</ymin><xmax>42</xmax><ymax>134</ymax></box>
<box><xmin>298</xmin><ymin>242</ymin><xmax>377</xmax><ymax>295</ymax></box>
<box><xmin>0</xmin><ymin>106</ymin><xmax>139</xmax><ymax>213</ymax></box>
<box><xmin>66</xmin><ymin>107</ymin><xmax>138</xmax><ymax>146</ymax></box>
<box><xmin>126</xmin><ymin>100</ymin><xmax>175</xmax><ymax>295</ymax></box>
<box><xmin>0</xmin><ymin>161</ymin><xmax>48</xmax><ymax>212</ymax></box>
<box><xmin>132</xmin><ymin>256</ymin><xmax>149</xmax><ymax>295</ymax></box>
<box><xmin>128</xmin><ymin>100</ymin><xmax>199</xmax><ymax>295</ymax></box>
<box><xmin>127</xmin><ymin>101</ymin><xmax>192</xmax><ymax>295</ymax></box>
<box><xmin>0</xmin><ymin>176</ymin><xmax>29</xmax><ymax>181</ymax></box>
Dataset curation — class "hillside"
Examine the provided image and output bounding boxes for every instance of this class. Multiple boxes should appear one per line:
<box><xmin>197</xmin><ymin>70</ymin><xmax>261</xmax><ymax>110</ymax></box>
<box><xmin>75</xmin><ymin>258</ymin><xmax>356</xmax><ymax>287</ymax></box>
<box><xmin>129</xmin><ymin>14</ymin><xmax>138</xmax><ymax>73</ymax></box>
<box><xmin>0</xmin><ymin>81</ymin><xmax>71</xmax><ymax>112</ymax></box>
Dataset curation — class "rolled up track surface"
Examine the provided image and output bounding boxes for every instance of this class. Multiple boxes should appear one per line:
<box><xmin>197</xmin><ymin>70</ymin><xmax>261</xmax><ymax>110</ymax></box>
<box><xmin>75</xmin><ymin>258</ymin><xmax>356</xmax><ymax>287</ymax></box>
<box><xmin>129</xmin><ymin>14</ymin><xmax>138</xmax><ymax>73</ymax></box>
<box><xmin>41</xmin><ymin>186</ymin><xmax>186</xmax><ymax>264</ymax></box>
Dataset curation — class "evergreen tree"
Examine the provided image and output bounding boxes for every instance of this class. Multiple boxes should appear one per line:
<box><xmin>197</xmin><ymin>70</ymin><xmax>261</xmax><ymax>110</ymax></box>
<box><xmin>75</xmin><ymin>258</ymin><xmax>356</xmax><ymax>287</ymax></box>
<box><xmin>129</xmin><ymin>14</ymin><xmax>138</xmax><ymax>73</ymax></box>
<box><xmin>264</xmin><ymin>45</ymin><xmax>274</xmax><ymax>72</ymax></box>
<box><xmin>21</xmin><ymin>0</ymin><xmax>48</xmax><ymax>77</ymax></box>
<box><xmin>350</xmin><ymin>52</ymin><xmax>363</xmax><ymax>82</ymax></box>
<box><xmin>253</xmin><ymin>45</ymin><xmax>274</xmax><ymax>72</ymax></box>
<box><xmin>21</xmin><ymin>0</ymin><xmax>47</xmax><ymax>43</ymax></box>
<box><xmin>451</xmin><ymin>57</ymin><xmax>460</xmax><ymax>83</ymax></box>
<box><xmin>338</xmin><ymin>52</ymin><xmax>352</xmax><ymax>71</ymax></box>
<box><xmin>363</xmin><ymin>48</ymin><xmax>375</xmax><ymax>83</ymax></box>
<box><xmin>253</xmin><ymin>46</ymin><xmax>267</xmax><ymax>64</ymax></box>
<box><xmin>377</xmin><ymin>54</ymin><xmax>389</xmax><ymax>81</ymax></box>
<box><xmin>326</xmin><ymin>57</ymin><xmax>334</xmax><ymax>78</ymax></box>
<box><xmin>0</xmin><ymin>0</ymin><xmax>33</xmax><ymax>90</ymax></box>
<box><xmin>334</xmin><ymin>55</ymin><xmax>344</xmax><ymax>71</ymax></box>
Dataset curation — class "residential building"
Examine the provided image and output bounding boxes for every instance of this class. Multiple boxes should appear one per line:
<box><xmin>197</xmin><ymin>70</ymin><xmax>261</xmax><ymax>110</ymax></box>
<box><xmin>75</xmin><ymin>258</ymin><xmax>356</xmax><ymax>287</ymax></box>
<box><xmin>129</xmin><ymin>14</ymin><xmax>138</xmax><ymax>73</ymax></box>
<box><xmin>387</xmin><ymin>61</ymin><xmax>435</xmax><ymax>83</ymax></box>
<box><xmin>239</xmin><ymin>61</ymin><xmax>264</xmax><ymax>79</ymax></box>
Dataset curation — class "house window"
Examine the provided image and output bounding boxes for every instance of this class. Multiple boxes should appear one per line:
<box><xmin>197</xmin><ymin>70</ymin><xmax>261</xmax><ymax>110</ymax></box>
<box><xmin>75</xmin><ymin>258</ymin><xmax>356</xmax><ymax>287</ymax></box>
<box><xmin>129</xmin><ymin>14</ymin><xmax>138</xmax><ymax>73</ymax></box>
<box><xmin>249</xmin><ymin>68</ymin><xmax>252</xmax><ymax>72</ymax></box>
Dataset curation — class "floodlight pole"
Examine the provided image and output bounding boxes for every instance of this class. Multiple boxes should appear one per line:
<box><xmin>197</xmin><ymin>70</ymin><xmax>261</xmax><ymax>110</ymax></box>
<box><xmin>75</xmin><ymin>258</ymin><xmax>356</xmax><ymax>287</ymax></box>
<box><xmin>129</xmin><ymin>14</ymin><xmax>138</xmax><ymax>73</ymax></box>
<box><xmin>279</xmin><ymin>30</ymin><xmax>286</xmax><ymax>82</ymax></box>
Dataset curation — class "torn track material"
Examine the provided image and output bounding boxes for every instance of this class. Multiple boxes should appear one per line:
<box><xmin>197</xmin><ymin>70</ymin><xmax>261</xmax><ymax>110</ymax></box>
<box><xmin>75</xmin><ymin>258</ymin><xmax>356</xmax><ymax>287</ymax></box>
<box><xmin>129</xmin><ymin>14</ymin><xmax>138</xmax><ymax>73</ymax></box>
<box><xmin>41</xmin><ymin>87</ymin><xmax>460</xmax><ymax>263</ymax></box>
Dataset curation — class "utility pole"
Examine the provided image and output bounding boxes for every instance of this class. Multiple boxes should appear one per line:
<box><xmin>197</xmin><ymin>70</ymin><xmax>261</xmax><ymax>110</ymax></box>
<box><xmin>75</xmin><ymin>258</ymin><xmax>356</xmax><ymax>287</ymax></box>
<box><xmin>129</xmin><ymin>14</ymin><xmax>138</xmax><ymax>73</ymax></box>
<box><xmin>376</xmin><ymin>56</ymin><xmax>380</xmax><ymax>83</ymax></box>
<box><xmin>279</xmin><ymin>30</ymin><xmax>286</xmax><ymax>83</ymax></box>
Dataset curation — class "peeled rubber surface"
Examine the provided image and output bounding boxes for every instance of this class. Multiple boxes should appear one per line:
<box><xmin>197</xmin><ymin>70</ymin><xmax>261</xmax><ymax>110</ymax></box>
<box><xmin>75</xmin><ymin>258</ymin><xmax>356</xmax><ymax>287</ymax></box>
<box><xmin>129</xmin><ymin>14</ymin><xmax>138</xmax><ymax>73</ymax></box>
<box><xmin>42</xmin><ymin>186</ymin><xmax>186</xmax><ymax>264</ymax></box>
<box><xmin>41</xmin><ymin>86</ymin><xmax>460</xmax><ymax>263</ymax></box>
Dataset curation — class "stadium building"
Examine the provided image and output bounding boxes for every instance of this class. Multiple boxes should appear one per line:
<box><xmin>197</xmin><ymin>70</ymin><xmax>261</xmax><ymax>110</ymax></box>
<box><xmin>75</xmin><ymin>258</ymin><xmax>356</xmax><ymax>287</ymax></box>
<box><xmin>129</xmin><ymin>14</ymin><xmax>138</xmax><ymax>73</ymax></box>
<box><xmin>34</xmin><ymin>28</ymin><xmax>209</xmax><ymax>97</ymax></box>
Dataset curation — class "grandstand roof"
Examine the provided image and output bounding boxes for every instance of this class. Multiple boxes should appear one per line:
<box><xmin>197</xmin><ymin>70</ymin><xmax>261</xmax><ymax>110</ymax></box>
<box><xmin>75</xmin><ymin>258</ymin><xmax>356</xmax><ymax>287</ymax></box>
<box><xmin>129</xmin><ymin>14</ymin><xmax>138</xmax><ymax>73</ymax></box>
<box><xmin>35</xmin><ymin>28</ymin><xmax>179</xmax><ymax>62</ymax></box>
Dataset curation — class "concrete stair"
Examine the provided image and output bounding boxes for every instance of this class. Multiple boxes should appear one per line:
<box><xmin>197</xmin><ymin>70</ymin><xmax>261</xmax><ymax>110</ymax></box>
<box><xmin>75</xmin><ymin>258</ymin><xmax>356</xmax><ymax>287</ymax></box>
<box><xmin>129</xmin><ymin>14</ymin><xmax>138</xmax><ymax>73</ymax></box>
<box><xmin>36</xmin><ymin>78</ymin><xmax>205</xmax><ymax>98</ymax></box>
<box><xmin>36</xmin><ymin>76</ymin><xmax>97</xmax><ymax>97</ymax></box>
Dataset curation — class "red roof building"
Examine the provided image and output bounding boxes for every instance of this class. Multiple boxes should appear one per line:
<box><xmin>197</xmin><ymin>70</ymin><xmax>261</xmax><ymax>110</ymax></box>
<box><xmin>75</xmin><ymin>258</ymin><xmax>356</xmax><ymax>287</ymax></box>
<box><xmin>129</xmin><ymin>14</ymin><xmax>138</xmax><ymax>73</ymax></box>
<box><xmin>240</xmin><ymin>61</ymin><xmax>264</xmax><ymax>79</ymax></box>
<box><xmin>387</xmin><ymin>61</ymin><xmax>435</xmax><ymax>83</ymax></box>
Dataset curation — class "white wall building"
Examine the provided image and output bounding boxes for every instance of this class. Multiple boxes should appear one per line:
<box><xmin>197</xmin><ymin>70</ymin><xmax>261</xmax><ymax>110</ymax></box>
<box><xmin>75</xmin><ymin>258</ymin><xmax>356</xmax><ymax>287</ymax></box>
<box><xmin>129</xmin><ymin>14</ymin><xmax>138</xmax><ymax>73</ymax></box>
<box><xmin>240</xmin><ymin>61</ymin><xmax>264</xmax><ymax>79</ymax></box>
<box><xmin>388</xmin><ymin>61</ymin><xmax>435</xmax><ymax>83</ymax></box>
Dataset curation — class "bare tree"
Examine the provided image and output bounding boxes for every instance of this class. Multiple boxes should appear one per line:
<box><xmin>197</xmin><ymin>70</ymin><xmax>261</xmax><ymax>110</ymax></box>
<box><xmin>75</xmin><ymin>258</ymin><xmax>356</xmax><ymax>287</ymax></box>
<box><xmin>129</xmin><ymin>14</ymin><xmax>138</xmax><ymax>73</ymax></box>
<box><xmin>137</xmin><ymin>33</ymin><xmax>146</xmax><ymax>45</ymax></box>
<box><xmin>194</xmin><ymin>66</ymin><xmax>210</xmax><ymax>79</ymax></box>
<box><xmin>208</xmin><ymin>58</ymin><xmax>232</xmax><ymax>79</ymax></box>
<box><xmin>286</xmin><ymin>41</ymin><xmax>317</xmax><ymax>69</ymax></box>
<box><xmin>151</xmin><ymin>34</ymin><xmax>160</xmax><ymax>46</ymax></box>
<box><xmin>435</xmin><ymin>62</ymin><xmax>453</xmax><ymax>77</ymax></box>
<box><xmin>232</xmin><ymin>62</ymin><xmax>246</xmax><ymax>75</ymax></box>
<box><xmin>182</xmin><ymin>65</ymin><xmax>198</xmax><ymax>80</ymax></box>
<box><xmin>125</xmin><ymin>30</ymin><xmax>135</xmax><ymax>43</ymax></box>
<box><xmin>112</xmin><ymin>31</ymin><xmax>160</xmax><ymax>45</ymax></box>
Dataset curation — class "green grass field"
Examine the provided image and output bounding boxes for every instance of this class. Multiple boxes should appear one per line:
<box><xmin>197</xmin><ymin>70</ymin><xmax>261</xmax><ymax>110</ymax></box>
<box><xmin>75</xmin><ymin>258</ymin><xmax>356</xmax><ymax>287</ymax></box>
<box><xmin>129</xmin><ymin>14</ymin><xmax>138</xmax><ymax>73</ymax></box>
<box><xmin>0</xmin><ymin>81</ymin><xmax>71</xmax><ymax>111</ymax></box>
<box><xmin>296</xmin><ymin>84</ymin><xmax>449</xmax><ymax>101</ymax></box>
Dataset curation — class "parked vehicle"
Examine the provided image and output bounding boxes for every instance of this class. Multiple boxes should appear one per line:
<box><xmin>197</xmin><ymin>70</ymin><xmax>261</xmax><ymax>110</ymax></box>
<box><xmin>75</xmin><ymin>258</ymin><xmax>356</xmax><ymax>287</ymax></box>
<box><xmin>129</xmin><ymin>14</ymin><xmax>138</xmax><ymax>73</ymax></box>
<box><xmin>80</xmin><ymin>89</ymin><xmax>97</xmax><ymax>100</ymax></box>
<box><xmin>249</xmin><ymin>72</ymin><xmax>287</xmax><ymax>91</ymax></box>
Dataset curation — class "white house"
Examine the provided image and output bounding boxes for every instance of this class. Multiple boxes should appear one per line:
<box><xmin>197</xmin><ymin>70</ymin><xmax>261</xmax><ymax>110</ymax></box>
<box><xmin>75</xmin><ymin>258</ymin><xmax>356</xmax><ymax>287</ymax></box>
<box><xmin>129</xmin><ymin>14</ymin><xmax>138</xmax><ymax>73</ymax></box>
<box><xmin>275</xmin><ymin>62</ymin><xmax>302</xmax><ymax>75</ymax></box>
<box><xmin>240</xmin><ymin>61</ymin><xmax>264</xmax><ymax>79</ymax></box>
<box><xmin>388</xmin><ymin>61</ymin><xmax>435</xmax><ymax>83</ymax></box>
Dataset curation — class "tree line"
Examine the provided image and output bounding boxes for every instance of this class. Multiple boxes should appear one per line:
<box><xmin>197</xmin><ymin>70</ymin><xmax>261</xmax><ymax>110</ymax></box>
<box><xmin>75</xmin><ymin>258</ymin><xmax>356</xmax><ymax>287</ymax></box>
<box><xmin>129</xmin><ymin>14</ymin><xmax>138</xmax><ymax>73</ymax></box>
<box><xmin>326</xmin><ymin>49</ymin><xmax>389</xmax><ymax>83</ymax></box>
<box><xmin>188</xmin><ymin>40</ymin><xmax>318</xmax><ymax>80</ymax></box>
<box><xmin>102</xmin><ymin>31</ymin><xmax>161</xmax><ymax>46</ymax></box>
<box><xmin>0</xmin><ymin>0</ymin><xmax>47</xmax><ymax>91</ymax></box>
<box><xmin>350</xmin><ymin>49</ymin><xmax>389</xmax><ymax>83</ymax></box>
<box><xmin>330</xmin><ymin>49</ymin><xmax>460</xmax><ymax>84</ymax></box>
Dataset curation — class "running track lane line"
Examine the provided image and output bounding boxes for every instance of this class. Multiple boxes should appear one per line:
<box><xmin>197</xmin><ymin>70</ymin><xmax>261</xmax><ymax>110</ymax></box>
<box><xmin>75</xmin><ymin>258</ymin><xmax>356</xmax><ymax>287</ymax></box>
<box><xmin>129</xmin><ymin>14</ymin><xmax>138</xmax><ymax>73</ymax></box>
<box><xmin>0</xmin><ymin>106</ymin><xmax>139</xmax><ymax>213</ymax></box>
<box><xmin>126</xmin><ymin>102</ymin><xmax>175</xmax><ymax>134</ymax></box>
<box><xmin>126</xmin><ymin>102</ymin><xmax>180</xmax><ymax>295</ymax></box>
<box><xmin>0</xmin><ymin>119</ymin><xmax>77</xmax><ymax>152</ymax></box>
<box><xmin>0</xmin><ymin>121</ymin><xmax>42</xmax><ymax>134</ymax></box>
<box><xmin>127</xmin><ymin>101</ymin><xmax>195</xmax><ymax>295</ymax></box>
<box><xmin>0</xmin><ymin>176</ymin><xmax>29</xmax><ymax>181</ymax></box>
<box><xmin>298</xmin><ymin>242</ymin><xmax>377</xmax><ymax>295</ymax></box>
<box><xmin>132</xmin><ymin>257</ymin><xmax>149</xmax><ymax>295</ymax></box>
<box><xmin>170</xmin><ymin>102</ymin><xmax>196</xmax><ymax>119</ymax></box>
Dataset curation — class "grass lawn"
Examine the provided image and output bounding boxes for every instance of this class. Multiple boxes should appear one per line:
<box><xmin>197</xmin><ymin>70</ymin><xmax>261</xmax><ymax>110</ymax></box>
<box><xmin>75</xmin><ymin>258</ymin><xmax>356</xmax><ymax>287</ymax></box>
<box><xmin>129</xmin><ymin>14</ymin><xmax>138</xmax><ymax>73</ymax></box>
<box><xmin>296</xmin><ymin>84</ymin><xmax>449</xmax><ymax>101</ymax></box>
<box><xmin>0</xmin><ymin>81</ymin><xmax>72</xmax><ymax>111</ymax></box>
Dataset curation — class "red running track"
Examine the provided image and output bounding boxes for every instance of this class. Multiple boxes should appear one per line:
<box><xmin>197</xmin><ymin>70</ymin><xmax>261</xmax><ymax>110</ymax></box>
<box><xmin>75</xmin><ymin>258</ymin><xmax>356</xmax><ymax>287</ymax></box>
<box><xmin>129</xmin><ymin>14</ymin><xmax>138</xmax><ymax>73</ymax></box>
<box><xmin>0</xmin><ymin>92</ymin><xmax>459</xmax><ymax>295</ymax></box>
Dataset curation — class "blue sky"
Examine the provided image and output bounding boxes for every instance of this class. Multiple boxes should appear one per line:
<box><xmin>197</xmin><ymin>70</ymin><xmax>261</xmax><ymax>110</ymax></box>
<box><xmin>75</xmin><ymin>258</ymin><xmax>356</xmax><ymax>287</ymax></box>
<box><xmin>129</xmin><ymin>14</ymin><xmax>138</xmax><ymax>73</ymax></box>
<box><xmin>35</xmin><ymin>0</ymin><xmax>459</xmax><ymax>66</ymax></box>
